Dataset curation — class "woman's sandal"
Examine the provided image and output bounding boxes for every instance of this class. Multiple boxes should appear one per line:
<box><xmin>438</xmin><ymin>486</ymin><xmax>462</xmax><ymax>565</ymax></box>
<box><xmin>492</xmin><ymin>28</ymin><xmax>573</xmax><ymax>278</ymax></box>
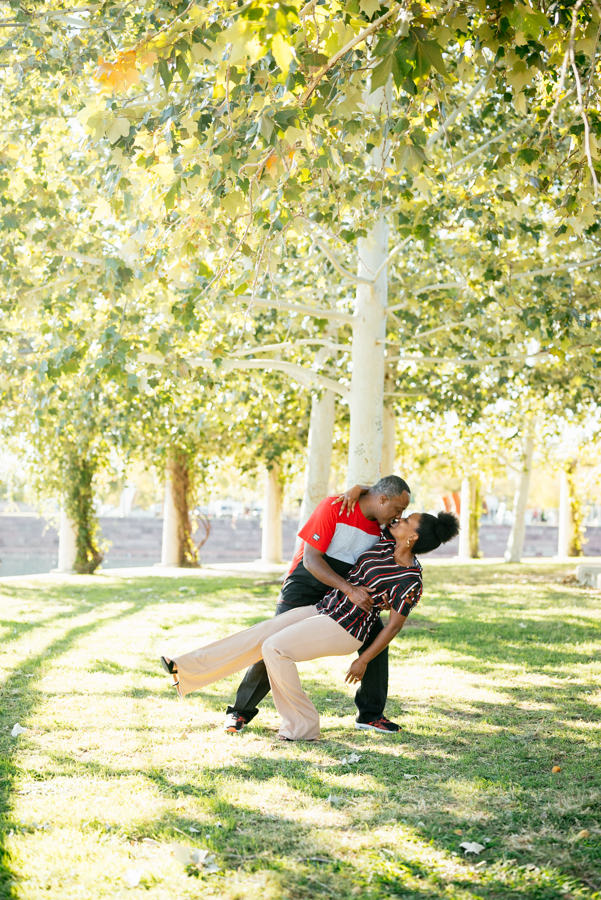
<box><xmin>160</xmin><ymin>656</ymin><xmax>177</xmax><ymax>675</ymax></box>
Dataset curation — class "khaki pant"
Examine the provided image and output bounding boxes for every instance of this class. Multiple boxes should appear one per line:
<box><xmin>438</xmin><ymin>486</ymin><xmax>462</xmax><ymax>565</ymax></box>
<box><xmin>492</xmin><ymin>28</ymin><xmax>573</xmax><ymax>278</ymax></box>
<box><xmin>174</xmin><ymin>606</ymin><xmax>362</xmax><ymax>740</ymax></box>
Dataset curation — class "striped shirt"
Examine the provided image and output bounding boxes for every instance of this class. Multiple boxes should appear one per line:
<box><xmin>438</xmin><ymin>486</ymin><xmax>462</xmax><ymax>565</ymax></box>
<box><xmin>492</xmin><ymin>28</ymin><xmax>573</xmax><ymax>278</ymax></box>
<box><xmin>315</xmin><ymin>537</ymin><xmax>422</xmax><ymax>641</ymax></box>
<box><xmin>280</xmin><ymin>496</ymin><xmax>382</xmax><ymax>608</ymax></box>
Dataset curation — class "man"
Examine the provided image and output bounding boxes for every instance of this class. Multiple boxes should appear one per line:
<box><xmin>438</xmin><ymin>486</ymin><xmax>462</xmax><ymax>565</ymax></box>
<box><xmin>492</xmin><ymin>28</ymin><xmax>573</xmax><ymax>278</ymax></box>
<box><xmin>223</xmin><ymin>474</ymin><xmax>411</xmax><ymax>734</ymax></box>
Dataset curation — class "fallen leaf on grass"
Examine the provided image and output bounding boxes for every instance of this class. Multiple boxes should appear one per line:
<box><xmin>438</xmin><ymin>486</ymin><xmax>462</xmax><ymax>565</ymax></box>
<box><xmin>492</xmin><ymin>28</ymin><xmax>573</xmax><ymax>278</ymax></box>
<box><xmin>460</xmin><ymin>842</ymin><xmax>485</xmax><ymax>855</ymax></box>
<box><xmin>11</xmin><ymin>724</ymin><xmax>26</xmax><ymax>737</ymax></box>
<box><xmin>576</xmin><ymin>829</ymin><xmax>590</xmax><ymax>840</ymax></box>
<box><xmin>124</xmin><ymin>868</ymin><xmax>143</xmax><ymax>887</ymax></box>
<box><xmin>142</xmin><ymin>838</ymin><xmax>159</xmax><ymax>847</ymax></box>
<box><xmin>171</xmin><ymin>843</ymin><xmax>219</xmax><ymax>874</ymax></box>
<box><xmin>552</xmin><ymin>766</ymin><xmax>561</xmax><ymax>773</ymax></box>
<box><xmin>172</xmin><ymin>844</ymin><xmax>208</xmax><ymax>865</ymax></box>
<box><xmin>403</xmin><ymin>773</ymin><xmax>419</xmax><ymax>780</ymax></box>
<box><xmin>340</xmin><ymin>752</ymin><xmax>362</xmax><ymax>765</ymax></box>
<box><xmin>327</xmin><ymin>795</ymin><xmax>344</xmax><ymax>806</ymax></box>
<box><xmin>189</xmin><ymin>827</ymin><xmax>200</xmax><ymax>833</ymax></box>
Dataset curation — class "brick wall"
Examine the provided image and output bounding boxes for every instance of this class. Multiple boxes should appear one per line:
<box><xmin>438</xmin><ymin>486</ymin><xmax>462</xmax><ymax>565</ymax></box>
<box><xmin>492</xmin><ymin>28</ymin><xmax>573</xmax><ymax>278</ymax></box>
<box><xmin>0</xmin><ymin>516</ymin><xmax>299</xmax><ymax>565</ymax></box>
<box><xmin>1</xmin><ymin>516</ymin><xmax>600</xmax><ymax>566</ymax></box>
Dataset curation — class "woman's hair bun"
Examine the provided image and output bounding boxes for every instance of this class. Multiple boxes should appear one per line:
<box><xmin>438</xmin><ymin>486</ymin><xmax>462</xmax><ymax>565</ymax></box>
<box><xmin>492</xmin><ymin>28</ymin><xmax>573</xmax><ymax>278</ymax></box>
<box><xmin>413</xmin><ymin>510</ymin><xmax>460</xmax><ymax>555</ymax></box>
<box><xmin>435</xmin><ymin>511</ymin><xmax>460</xmax><ymax>543</ymax></box>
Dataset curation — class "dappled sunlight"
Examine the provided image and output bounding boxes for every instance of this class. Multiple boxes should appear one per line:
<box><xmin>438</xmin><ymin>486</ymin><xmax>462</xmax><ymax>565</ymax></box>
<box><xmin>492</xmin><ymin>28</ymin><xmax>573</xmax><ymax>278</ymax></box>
<box><xmin>0</xmin><ymin>566</ymin><xmax>599</xmax><ymax>898</ymax></box>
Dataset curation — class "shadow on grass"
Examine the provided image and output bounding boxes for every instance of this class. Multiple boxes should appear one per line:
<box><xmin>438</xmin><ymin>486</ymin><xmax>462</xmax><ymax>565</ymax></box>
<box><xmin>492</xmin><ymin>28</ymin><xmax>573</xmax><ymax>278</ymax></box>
<box><xmin>37</xmin><ymin>745</ymin><xmax>597</xmax><ymax>900</ymax></box>
<box><xmin>1</xmin><ymin>568</ymin><xmax>599</xmax><ymax>899</ymax></box>
<box><xmin>0</xmin><ymin>589</ymin><xmax>170</xmax><ymax>900</ymax></box>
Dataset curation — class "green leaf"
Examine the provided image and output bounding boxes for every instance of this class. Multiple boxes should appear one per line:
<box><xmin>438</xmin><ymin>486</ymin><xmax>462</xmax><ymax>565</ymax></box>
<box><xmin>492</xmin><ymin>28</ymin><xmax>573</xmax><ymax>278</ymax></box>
<box><xmin>176</xmin><ymin>54</ymin><xmax>190</xmax><ymax>83</ymax></box>
<box><xmin>164</xmin><ymin>177</ymin><xmax>181</xmax><ymax>211</ymax></box>
<box><xmin>359</xmin><ymin>0</ymin><xmax>382</xmax><ymax>15</ymax></box>
<box><xmin>394</xmin><ymin>143</ymin><xmax>426</xmax><ymax>175</ymax></box>
<box><xmin>370</xmin><ymin>55</ymin><xmax>393</xmax><ymax>91</ymax></box>
<box><xmin>271</xmin><ymin>33</ymin><xmax>294</xmax><ymax>74</ymax></box>
<box><xmin>517</xmin><ymin>148</ymin><xmax>539</xmax><ymax>165</ymax></box>
<box><xmin>417</xmin><ymin>39</ymin><xmax>449</xmax><ymax>80</ymax></box>
<box><xmin>158</xmin><ymin>59</ymin><xmax>174</xmax><ymax>90</ymax></box>
<box><xmin>259</xmin><ymin>116</ymin><xmax>274</xmax><ymax>140</ymax></box>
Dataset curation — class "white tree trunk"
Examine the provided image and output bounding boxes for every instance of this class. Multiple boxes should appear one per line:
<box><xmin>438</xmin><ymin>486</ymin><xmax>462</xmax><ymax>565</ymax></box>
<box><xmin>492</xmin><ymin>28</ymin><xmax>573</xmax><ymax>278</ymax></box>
<box><xmin>557</xmin><ymin>469</ymin><xmax>574</xmax><ymax>557</ymax></box>
<box><xmin>298</xmin><ymin>388</ymin><xmax>336</xmax><ymax>531</ymax></box>
<box><xmin>347</xmin><ymin>215</ymin><xmax>388</xmax><ymax>487</ymax></box>
<box><xmin>505</xmin><ymin>430</ymin><xmax>534</xmax><ymax>563</ymax></box>
<box><xmin>161</xmin><ymin>466</ymin><xmax>180</xmax><ymax>566</ymax></box>
<box><xmin>261</xmin><ymin>463</ymin><xmax>283</xmax><ymax>563</ymax></box>
<box><xmin>457</xmin><ymin>476</ymin><xmax>471</xmax><ymax>560</ymax></box>
<box><xmin>57</xmin><ymin>507</ymin><xmax>77</xmax><ymax>573</ymax></box>
<box><xmin>381</xmin><ymin>402</ymin><xmax>396</xmax><ymax>475</ymax></box>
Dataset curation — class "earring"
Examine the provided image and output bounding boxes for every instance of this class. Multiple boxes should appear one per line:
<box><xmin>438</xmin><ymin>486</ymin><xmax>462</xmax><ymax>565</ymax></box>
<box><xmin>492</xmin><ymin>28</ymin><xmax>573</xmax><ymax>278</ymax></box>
<box><xmin>406</xmin><ymin>539</ymin><xmax>410</xmax><ymax>547</ymax></box>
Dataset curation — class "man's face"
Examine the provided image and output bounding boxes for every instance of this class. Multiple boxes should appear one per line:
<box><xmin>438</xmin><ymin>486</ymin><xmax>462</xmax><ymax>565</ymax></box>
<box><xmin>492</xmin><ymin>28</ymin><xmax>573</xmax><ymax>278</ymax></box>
<box><xmin>375</xmin><ymin>490</ymin><xmax>410</xmax><ymax>526</ymax></box>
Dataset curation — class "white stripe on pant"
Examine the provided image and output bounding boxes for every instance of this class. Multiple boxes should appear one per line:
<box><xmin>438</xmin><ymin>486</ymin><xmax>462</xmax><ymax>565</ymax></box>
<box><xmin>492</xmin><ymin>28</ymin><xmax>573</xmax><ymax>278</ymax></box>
<box><xmin>173</xmin><ymin>606</ymin><xmax>362</xmax><ymax>740</ymax></box>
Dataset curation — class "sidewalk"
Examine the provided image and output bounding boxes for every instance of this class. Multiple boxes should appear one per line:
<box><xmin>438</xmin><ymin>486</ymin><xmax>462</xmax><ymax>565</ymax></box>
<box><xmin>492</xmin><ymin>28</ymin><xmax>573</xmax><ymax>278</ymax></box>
<box><xmin>0</xmin><ymin>555</ymin><xmax>589</xmax><ymax>585</ymax></box>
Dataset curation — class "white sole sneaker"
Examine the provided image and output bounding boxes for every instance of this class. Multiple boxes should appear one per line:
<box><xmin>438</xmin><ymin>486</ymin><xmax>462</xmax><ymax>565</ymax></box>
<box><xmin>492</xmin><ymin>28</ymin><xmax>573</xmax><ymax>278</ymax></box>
<box><xmin>354</xmin><ymin>722</ymin><xmax>398</xmax><ymax>733</ymax></box>
<box><xmin>223</xmin><ymin>715</ymin><xmax>246</xmax><ymax>733</ymax></box>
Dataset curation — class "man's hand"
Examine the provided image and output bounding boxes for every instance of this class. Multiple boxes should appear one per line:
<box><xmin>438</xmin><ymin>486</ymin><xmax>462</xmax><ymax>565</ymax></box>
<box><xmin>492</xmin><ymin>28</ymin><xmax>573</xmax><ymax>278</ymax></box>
<box><xmin>345</xmin><ymin>584</ymin><xmax>375</xmax><ymax>612</ymax></box>
<box><xmin>345</xmin><ymin>658</ymin><xmax>367</xmax><ymax>684</ymax></box>
<box><xmin>380</xmin><ymin>592</ymin><xmax>391</xmax><ymax>611</ymax></box>
<box><xmin>331</xmin><ymin>484</ymin><xmax>364</xmax><ymax>516</ymax></box>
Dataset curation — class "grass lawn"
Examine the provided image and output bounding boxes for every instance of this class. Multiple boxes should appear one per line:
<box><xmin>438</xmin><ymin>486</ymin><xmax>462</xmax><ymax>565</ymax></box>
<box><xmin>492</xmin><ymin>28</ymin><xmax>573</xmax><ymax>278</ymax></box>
<box><xmin>0</xmin><ymin>561</ymin><xmax>599</xmax><ymax>900</ymax></box>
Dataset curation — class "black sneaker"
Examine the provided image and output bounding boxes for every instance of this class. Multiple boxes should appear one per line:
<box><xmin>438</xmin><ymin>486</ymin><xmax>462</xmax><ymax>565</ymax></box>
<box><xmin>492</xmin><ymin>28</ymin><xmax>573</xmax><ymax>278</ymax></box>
<box><xmin>355</xmin><ymin>716</ymin><xmax>400</xmax><ymax>733</ymax></box>
<box><xmin>224</xmin><ymin>713</ymin><xmax>246</xmax><ymax>734</ymax></box>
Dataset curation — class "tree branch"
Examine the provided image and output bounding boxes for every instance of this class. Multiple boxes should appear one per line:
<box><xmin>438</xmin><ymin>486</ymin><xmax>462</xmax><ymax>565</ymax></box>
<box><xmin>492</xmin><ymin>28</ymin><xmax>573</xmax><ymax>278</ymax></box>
<box><xmin>387</xmin><ymin>282</ymin><xmax>464</xmax><ymax>312</ymax></box>
<box><xmin>313</xmin><ymin>237</ymin><xmax>372</xmax><ymax>285</ymax></box>
<box><xmin>386</xmin><ymin>256</ymin><xmax>601</xmax><ymax>312</ymax></box>
<box><xmin>56</xmin><ymin>248</ymin><xmax>104</xmax><ymax>265</ymax></box>
<box><xmin>538</xmin><ymin>0</ymin><xmax>585</xmax><ymax>144</ymax></box>
<box><xmin>232</xmin><ymin>338</ymin><xmax>345</xmax><ymax>357</ymax></box>
<box><xmin>386</xmin><ymin>350</ymin><xmax>550</xmax><ymax>366</ymax></box>
<box><xmin>221</xmin><ymin>358</ymin><xmax>349</xmax><ymax>397</ymax></box>
<box><xmin>383</xmin><ymin>318</ymin><xmax>475</xmax><ymax>343</ymax></box>
<box><xmin>513</xmin><ymin>255</ymin><xmax>601</xmax><ymax>279</ymax></box>
<box><xmin>299</xmin><ymin>0</ymin><xmax>318</xmax><ymax>15</ymax></box>
<box><xmin>571</xmin><ymin>46</ymin><xmax>599</xmax><ymax>196</ymax></box>
<box><xmin>371</xmin><ymin>238</ymin><xmax>412</xmax><ymax>283</ymax></box>
<box><xmin>426</xmin><ymin>68</ymin><xmax>493</xmax><ymax>150</ymax></box>
<box><xmin>11</xmin><ymin>277</ymin><xmax>72</xmax><ymax>299</ymax></box>
<box><xmin>248</xmin><ymin>296</ymin><xmax>354</xmax><ymax>323</ymax></box>
<box><xmin>300</xmin><ymin>3</ymin><xmax>402</xmax><ymax>105</ymax></box>
<box><xmin>448</xmin><ymin>124</ymin><xmax>525</xmax><ymax>173</ymax></box>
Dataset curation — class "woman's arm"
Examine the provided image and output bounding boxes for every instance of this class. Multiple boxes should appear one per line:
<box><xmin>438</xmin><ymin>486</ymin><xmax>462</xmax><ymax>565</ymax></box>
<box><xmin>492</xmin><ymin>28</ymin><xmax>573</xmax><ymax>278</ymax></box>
<box><xmin>304</xmin><ymin>544</ymin><xmax>376</xmax><ymax>612</ymax></box>
<box><xmin>331</xmin><ymin>484</ymin><xmax>370</xmax><ymax>516</ymax></box>
<box><xmin>344</xmin><ymin>608</ymin><xmax>407</xmax><ymax>684</ymax></box>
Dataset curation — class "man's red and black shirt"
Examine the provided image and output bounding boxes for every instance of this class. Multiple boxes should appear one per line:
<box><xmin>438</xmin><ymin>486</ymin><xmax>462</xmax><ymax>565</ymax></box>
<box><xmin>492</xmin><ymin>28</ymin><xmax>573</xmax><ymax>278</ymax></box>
<box><xmin>316</xmin><ymin>536</ymin><xmax>423</xmax><ymax>641</ymax></box>
<box><xmin>280</xmin><ymin>496</ymin><xmax>383</xmax><ymax>608</ymax></box>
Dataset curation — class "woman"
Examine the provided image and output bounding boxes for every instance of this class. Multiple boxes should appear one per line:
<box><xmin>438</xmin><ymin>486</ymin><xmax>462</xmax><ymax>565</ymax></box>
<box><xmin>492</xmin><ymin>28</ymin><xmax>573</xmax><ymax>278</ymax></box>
<box><xmin>161</xmin><ymin>510</ymin><xmax>458</xmax><ymax>741</ymax></box>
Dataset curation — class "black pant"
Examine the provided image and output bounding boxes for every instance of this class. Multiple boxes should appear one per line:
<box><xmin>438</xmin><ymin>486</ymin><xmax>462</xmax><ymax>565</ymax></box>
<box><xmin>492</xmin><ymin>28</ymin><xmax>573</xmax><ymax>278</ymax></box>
<box><xmin>225</xmin><ymin>599</ymin><xmax>388</xmax><ymax>724</ymax></box>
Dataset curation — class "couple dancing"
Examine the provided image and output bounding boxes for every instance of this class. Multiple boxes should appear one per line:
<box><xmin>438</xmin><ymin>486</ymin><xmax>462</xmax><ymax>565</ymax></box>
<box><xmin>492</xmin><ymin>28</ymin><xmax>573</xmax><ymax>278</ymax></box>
<box><xmin>160</xmin><ymin>475</ymin><xmax>458</xmax><ymax>741</ymax></box>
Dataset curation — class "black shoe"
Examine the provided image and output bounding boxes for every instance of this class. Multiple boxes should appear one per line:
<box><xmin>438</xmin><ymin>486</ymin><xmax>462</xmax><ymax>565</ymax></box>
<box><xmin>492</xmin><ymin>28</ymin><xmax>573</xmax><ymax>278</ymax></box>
<box><xmin>224</xmin><ymin>713</ymin><xmax>246</xmax><ymax>733</ymax></box>
<box><xmin>160</xmin><ymin>656</ymin><xmax>177</xmax><ymax>675</ymax></box>
<box><xmin>355</xmin><ymin>716</ymin><xmax>400</xmax><ymax>733</ymax></box>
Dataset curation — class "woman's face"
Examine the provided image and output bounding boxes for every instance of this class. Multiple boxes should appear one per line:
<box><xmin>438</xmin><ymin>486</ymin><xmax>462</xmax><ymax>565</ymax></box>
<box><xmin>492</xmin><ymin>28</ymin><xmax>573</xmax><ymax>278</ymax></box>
<box><xmin>389</xmin><ymin>513</ymin><xmax>421</xmax><ymax>544</ymax></box>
